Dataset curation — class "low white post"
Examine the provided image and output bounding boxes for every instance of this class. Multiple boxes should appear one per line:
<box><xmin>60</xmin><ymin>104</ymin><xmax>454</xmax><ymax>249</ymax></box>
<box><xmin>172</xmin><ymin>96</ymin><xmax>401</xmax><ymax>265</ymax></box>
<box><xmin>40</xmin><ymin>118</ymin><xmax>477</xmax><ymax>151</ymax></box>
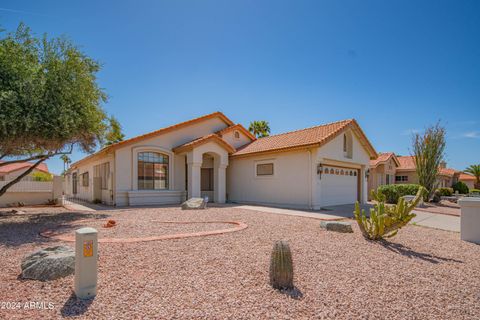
<box><xmin>74</xmin><ymin>227</ymin><xmax>98</xmax><ymax>299</ymax></box>
<box><xmin>458</xmin><ymin>197</ymin><xmax>480</xmax><ymax>244</ymax></box>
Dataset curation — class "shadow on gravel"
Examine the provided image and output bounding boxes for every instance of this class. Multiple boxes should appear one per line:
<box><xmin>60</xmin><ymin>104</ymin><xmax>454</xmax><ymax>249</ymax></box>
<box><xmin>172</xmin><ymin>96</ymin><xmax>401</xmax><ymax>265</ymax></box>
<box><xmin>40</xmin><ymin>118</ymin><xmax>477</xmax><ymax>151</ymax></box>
<box><xmin>0</xmin><ymin>211</ymin><xmax>109</xmax><ymax>247</ymax></box>
<box><xmin>279</xmin><ymin>287</ymin><xmax>304</xmax><ymax>300</ymax></box>
<box><xmin>61</xmin><ymin>292</ymin><xmax>94</xmax><ymax>317</ymax></box>
<box><xmin>379</xmin><ymin>241</ymin><xmax>463</xmax><ymax>264</ymax></box>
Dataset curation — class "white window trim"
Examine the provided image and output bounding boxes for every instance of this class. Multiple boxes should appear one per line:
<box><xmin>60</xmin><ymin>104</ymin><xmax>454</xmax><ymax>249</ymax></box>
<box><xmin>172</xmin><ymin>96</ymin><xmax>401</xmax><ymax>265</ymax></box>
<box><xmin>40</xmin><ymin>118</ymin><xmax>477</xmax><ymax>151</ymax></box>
<box><xmin>254</xmin><ymin>159</ymin><xmax>276</xmax><ymax>179</ymax></box>
<box><xmin>132</xmin><ymin>145</ymin><xmax>174</xmax><ymax>191</ymax></box>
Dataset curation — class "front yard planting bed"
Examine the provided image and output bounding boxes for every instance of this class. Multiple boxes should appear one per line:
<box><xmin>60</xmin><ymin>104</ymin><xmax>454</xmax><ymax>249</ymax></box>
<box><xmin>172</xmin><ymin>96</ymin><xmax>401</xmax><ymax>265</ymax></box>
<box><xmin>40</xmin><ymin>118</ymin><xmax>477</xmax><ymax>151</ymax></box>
<box><xmin>0</xmin><ymin>206</ymin><xmax>479</xmax><ymax>319</ymax></box>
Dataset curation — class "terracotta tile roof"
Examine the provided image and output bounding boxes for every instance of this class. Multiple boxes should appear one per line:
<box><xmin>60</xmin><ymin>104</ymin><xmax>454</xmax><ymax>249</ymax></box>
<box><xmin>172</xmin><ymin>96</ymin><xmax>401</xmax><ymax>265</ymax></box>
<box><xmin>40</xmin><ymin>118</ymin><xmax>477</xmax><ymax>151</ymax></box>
<box><xmin>216</xmin><ymin>124</ymin><xmax>257</xmax><ymax>141</ymax></box>
<box><xmin>369</xmin><ymin>152</ymin><xmax>399</xmax><ymax>167</ymax></box>
<box><xmin>232</xmin><ymin>119</ymin><xmax>377</xmax><ymax>158</ymax></box>
<box><xmin>396</xmin><ymin>156</ymin><xmax>459</xmax><ymax>176</ymax></box>
<box><xmin>438</xmin><ymin>168</ymin><xmax>457</xmax><ymax>177</ymax></box>
<box><xmin>70</xmin><ymin>111</ymin><xmax>234</xmax><ymax>169</ymax></box>
<box><xmin>396</xmin><ymin>156</ymin><xmax>416</xmax><ymax>170</ymax></box>
<box><xmin>172</xmin><ymin>134</ymin><xmax>236</xmax><ymax>154</ymax></box>
<box><xmin>0</xmin><ymin>161</ymin><xmax>49</xmax><ymax>174</ymax></box>
<box><xmin>459</xmin><ymin>173</ymin><xmax>476</xmax><ymax>181</ymax></box>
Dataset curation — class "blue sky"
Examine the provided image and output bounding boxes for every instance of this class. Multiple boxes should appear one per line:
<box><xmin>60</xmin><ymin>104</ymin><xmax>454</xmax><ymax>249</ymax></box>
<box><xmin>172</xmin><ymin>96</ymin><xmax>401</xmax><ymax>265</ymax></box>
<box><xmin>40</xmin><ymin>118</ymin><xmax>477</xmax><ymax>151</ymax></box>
<box><xmin>1</xmin><ymin>0</ymin><xmax>479</xmax><ymax>174</ymax></box>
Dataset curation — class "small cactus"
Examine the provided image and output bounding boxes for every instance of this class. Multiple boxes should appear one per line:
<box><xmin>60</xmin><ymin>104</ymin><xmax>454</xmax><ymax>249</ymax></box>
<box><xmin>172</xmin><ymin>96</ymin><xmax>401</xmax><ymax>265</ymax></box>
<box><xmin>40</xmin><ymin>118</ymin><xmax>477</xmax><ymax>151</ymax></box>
<box><xmin>269</xmin><ymin>240</ymin><xmax>294</xmax><ymax>290</ymax></box>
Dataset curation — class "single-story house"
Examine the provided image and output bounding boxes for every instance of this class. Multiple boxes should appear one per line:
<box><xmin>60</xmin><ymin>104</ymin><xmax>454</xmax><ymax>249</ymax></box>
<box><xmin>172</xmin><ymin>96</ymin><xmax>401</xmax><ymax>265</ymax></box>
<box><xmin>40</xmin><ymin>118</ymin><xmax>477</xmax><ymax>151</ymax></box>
<box><xmin>65</xmin><ymin>112</ymin><xmax>377</xmax><ymax>209</ymax></box>
<box><xmin>368</xmin><ymin>153</ymin><xmax>476</xmax><ymax>196</ymax></box>
<box><xmin>0</xmin><ymin>161</ymin><xmax>50</xmax><ymax>181</ymax></box>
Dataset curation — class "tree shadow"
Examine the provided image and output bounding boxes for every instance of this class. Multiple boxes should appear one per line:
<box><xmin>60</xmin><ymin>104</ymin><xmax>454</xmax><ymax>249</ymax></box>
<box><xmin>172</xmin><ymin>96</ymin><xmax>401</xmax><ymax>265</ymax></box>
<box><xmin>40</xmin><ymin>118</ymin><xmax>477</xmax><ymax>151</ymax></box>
<box><xmin>0</xmin><ymin>210</ymin><xmax>109</xmax><ymax>247</ymax></box>
<box><xmin>60</xmin><ymin>292</ymin><xmax>94</xmax><ymax>317</ymax></box>
<box><xmin>378</xmin><ymin>240</ymin><xmax>463</xmax><ymax>264</ymax></box>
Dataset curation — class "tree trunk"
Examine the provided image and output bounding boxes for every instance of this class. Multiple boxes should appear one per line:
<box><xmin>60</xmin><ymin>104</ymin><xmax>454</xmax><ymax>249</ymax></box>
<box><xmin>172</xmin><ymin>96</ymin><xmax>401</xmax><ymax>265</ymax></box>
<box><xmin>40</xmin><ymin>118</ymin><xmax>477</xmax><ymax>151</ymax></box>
<box><xmin>0</xmin><ymin>157</ymin><xmax>48</xmax><ymax>197</ymax></box>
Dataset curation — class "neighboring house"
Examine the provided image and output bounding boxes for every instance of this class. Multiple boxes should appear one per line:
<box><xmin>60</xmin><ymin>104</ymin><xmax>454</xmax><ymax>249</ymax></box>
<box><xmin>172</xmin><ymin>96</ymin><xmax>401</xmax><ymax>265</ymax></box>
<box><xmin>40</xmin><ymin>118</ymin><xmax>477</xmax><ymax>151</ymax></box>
<box><xmin>368</xmin><ymin>154</ymin><xmax>476</xmax><ymax>196</ymax></box>
<box><xmin>368</xmin><ymin>152</ymin><xmax>400</xmax><ymax>195</ymax></box>
<box><xmin>458</xmin><ymin>173</ymin><xmax>476</xmax><ymax>190</ymax></box>
<box><xmin>0</xmin><ymin>161</ymin><xmax>50</xmax><ymax>181</ymax></box>
<box><xmin>65</xmin><ymin>112</ymin><xmax>377</xmax><ymax>209</ymax></box>
<box><xmin>0</xmin><ymin>162</ymin><xmax>61</xmax><ymax>207</ymax></box>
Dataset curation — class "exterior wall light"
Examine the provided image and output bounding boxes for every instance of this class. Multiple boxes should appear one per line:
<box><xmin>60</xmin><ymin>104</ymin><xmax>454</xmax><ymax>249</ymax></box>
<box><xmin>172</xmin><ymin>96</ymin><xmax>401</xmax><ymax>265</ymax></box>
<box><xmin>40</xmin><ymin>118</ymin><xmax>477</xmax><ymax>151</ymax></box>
<box><xmin>365</xmin><ymin>168</ymin><xmax>370</xmax><ymax>179</ymax></box>
<box><xmin>317</xmin><ymin>164</ymin><xmax>323</xmax><ymax>179</ymax></box>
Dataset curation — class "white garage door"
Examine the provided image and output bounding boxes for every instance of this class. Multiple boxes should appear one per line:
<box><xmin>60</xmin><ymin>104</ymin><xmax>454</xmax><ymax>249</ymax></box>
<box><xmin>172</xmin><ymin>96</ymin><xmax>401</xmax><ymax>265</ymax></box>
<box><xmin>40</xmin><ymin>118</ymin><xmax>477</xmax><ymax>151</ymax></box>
<box><xmin>320</xmin><ymin>167</ymin><xmax>358</xmax><ymax>207</ymax></box>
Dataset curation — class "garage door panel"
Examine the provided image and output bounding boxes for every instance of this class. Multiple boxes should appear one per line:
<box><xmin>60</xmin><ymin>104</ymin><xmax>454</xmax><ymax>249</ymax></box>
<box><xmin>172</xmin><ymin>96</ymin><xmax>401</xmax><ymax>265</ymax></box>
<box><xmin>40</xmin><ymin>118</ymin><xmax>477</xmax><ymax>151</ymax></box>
<box><xmin>320</xmin><ymin>167</ymin><xmax>358</xmax><ymax>206</ymax></box>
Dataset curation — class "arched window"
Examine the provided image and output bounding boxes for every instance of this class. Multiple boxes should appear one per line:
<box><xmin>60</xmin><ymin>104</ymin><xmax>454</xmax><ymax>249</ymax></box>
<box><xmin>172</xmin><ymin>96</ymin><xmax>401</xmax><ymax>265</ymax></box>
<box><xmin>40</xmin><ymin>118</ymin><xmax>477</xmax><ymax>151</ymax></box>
<box><xmin>138</xmin><ymin>152</ymin><xmax>169</xmax><ymax>190</ymax></box>
<box><xmin>234</xmin><ymin>131</ymin><xmax>240</xmax><ymax>139</ymax></box>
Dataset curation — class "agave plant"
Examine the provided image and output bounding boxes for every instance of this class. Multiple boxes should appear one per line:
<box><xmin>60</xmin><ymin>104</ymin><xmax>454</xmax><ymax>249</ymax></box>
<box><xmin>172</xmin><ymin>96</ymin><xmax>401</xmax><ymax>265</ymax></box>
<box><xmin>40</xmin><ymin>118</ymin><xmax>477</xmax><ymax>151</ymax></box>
<box><xmin>354</xmin><ymin>187</ymin><xmax>426</xmax><ymax>240</ymax></box>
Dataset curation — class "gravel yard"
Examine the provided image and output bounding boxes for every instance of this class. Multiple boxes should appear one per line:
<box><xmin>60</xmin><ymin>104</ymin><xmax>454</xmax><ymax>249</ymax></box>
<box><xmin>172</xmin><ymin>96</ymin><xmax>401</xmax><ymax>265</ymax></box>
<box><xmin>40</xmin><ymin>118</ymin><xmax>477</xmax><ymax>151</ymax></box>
<box><xmin>0</xmin><ymin>206</ymin><xmax>479</xmax><ymax>319</ymax></box>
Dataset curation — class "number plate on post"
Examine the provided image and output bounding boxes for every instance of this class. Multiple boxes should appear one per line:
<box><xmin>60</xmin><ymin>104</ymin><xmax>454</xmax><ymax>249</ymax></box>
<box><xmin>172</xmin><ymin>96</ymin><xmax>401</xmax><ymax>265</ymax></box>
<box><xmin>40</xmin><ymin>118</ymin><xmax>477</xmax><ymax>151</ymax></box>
<box><xmin>83</xmin><ymin>240</ymin><xmax>93</xmax><ymax>257</ymax></box>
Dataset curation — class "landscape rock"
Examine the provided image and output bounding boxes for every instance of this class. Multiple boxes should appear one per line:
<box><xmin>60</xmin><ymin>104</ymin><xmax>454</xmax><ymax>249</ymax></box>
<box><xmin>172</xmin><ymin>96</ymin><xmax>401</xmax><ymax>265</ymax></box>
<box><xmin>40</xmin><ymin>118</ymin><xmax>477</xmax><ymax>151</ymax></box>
<box><xmin>21</xmin><ymin>246</ymin><xmax>75</xmax><ymax>281</ymax></box>
<box><xmin>181</xmin><ymin>197</ymin><xmax>207</xmax><ymax>210</ymax></box>
<box><xmin>320</xmin><ymin>221</ymin><xmax>353</xmax><ymax>233</ymax></box>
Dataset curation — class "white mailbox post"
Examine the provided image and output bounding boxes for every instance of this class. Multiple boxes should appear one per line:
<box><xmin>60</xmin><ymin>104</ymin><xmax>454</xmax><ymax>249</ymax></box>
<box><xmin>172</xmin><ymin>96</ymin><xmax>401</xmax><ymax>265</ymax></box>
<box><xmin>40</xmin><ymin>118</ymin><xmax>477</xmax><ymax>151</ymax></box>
<box><xmin>74</xmin><ymin>227</ymin><xmax>98</xmax><ymax>299</ymax></box>
<box><xmin>458</xmin><ymin>197</ymin><xmax>480</xmax><ymax>244</ymax></box>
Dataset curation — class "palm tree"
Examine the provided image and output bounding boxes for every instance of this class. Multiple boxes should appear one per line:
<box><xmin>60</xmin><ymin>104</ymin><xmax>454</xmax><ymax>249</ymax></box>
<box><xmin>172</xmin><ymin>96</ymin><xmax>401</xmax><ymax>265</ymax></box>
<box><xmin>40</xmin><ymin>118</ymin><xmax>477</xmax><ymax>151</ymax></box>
<box><xmin>465</xmin><ymin>164</ymin><xmax>480</xmax><ymax>189</ymax></box>
<box><xmin>60</xmin><ymin>154</ymin><xmax>71</xmax><ymax>174</ymax></box>
<box><xmin>249</xmin><ymin>120</ymin><xmax>271</xmax><ymax>138</ymax></box>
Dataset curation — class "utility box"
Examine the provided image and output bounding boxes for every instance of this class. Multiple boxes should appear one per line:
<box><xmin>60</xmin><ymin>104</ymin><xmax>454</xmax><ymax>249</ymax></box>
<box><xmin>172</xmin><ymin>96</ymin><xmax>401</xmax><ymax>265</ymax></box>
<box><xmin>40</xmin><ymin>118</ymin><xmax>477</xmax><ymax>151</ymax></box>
<box><xmin>458</xmin><ymin>197</ymin><xmax>480</xmax><ymax>244</ymax></box>
<box><xmin>74</xmin><ymin>227</ymin><xmax>98</xmax><ymax>299</ymax></box>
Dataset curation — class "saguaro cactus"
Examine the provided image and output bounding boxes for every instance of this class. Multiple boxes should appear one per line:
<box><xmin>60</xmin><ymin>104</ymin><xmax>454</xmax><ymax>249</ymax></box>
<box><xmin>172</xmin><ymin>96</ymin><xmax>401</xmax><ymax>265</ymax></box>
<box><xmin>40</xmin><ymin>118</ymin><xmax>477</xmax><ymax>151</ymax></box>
<box><xmin>269</xmin><ymin>240</ymin><xmax>294</xmax><ymax>290</ymax></box>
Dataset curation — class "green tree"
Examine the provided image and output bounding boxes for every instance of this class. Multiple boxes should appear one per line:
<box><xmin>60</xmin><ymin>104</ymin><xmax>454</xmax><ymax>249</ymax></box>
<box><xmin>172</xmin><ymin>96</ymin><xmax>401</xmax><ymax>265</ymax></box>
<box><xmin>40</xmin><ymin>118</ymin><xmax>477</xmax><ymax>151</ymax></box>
<box><xmin>412</xmin><ymin>123</ymin><xmax>446</xmax><ymax>200</ymax></box>
<box><xmin>0</xmin><ymin>23</ymin><xmax>108</xmax><ymax>196</ymax></box>
<box><xmin>248</xmin><ymin>120</ymin><xmax>270</xmax><ymax>138</ymax></box>
<box><xmin>104</xmin><ymin>115</ymin><xmax>125</xmax><ymax>146</ymax></box>
<box><xmin>465</xmin><ymin>164</ymin><xmax>480</xmax><ymax>189</ymax></box>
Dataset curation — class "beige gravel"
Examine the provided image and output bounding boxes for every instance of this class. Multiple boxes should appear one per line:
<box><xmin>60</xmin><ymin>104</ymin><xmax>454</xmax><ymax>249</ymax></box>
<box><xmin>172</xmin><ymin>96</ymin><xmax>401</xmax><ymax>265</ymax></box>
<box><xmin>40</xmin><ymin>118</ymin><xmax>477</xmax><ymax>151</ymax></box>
<box><xmin>0</xmin><ymin>206</ymin><xmax>479</xmax><ymax>319</ymax></box>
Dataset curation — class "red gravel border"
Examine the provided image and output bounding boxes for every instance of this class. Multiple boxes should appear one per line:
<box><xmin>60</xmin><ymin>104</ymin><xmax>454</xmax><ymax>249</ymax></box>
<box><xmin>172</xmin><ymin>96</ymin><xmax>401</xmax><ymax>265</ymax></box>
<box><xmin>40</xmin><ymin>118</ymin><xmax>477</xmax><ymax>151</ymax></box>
<box><xmin>40</xmin><ymin>219</ymin><xmax>248</xmax><ymax>243</ymax></box>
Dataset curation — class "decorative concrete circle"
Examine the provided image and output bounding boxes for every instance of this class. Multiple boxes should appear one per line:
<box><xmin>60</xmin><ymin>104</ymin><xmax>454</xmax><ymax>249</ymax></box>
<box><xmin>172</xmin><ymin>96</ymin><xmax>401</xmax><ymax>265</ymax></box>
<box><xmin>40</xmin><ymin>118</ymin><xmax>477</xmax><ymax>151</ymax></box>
<box><xmin>40</xmin><ymin>219</ymin><xmax>247</xmax><ymax>243</ymax></box>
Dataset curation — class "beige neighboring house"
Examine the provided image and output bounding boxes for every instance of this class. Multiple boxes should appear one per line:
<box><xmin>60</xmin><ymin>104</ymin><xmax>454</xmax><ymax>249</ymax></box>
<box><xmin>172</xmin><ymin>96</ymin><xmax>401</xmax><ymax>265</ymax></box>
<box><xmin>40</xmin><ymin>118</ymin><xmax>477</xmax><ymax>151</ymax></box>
<box><xmin>368</xmin><ymin>153</ymin><xmax>477</xmax><ymax>196</ymax></box>
<box><xmin>0</xmin><ymin>161</ymin><xmax>50</xmax><ymax>181</ymax></box>
<box><xmin>0</xmin><ymin>162</ymin><xmax>62</xmax><ymax>207</ymax></box>
<box><xmin>65</xmin><ymin>112</ymin><xmax>377</xmax><ymax>209</ymax></box>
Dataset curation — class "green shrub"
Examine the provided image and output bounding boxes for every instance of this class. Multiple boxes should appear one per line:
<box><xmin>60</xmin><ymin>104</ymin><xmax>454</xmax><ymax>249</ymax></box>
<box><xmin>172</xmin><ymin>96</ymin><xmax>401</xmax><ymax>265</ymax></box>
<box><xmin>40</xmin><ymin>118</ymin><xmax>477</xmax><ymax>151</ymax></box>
<box><xmin>436</xmin><ymin>187</ymin><xmax>453</xmax><ymax>197</ymax></box>
<box><xmin>470</xmin><ymin>189</ymin><xmax>480</xmax><ymax>194</ymax></box>
<box><xmin>452</xmin><ymin>181</ymin><xmax>469</xmax><ymax>195</ymax></box>
<box><xmin>376</xmin><ymin>184</ymin><xmax>422</xmax><ymax>204</ymax></box>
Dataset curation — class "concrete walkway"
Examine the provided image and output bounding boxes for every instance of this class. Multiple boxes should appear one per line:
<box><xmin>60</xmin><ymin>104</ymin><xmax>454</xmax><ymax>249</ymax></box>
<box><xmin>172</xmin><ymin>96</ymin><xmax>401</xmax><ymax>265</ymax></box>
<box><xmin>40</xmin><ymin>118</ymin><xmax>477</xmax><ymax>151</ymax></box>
<box><xmin>411</xmin><ymin>210</ymin><xmax>460</xmax><ymax>232</ymax></box>
<box><xmin>234</xmin><ymin>205</ymin><xmax>347</xmax><ymax>220</ymax></box>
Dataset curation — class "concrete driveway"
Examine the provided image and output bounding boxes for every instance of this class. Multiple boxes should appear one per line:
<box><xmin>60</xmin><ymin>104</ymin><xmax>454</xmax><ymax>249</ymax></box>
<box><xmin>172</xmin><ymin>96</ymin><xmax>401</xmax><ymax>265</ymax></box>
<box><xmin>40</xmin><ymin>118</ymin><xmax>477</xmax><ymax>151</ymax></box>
<box><xmin>318</xmin><ymin>203</ymin><xmax>460</xmax><ymax>232</ymax></box>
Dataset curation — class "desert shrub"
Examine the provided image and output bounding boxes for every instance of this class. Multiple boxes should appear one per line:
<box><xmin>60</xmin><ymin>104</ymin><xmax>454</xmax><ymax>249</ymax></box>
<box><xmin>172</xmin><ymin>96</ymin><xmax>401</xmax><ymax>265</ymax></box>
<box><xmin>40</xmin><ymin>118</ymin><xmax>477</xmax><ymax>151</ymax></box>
<box><xmin>432</xmin><ymin>190</ymin><xmax>441</xmax><ymax>203</ymax></box>
<box><xmin>452</xmin><ymin>181</ymin><xmax>469</xmax><ymax>195</ymax></box>
<box><xmin>355</xmin><ymin>187</ymin><xmax>426</xmax><ymax>240</ymax></box>
<box><xmin>436</xmin><ymin>187</ymin><xmax>453</xmax><ymax>197</ymax></box>
<box><xmin>376</xmin><ymin>184</ymin><xmax>422</xmax><ymax>204</ymax></box>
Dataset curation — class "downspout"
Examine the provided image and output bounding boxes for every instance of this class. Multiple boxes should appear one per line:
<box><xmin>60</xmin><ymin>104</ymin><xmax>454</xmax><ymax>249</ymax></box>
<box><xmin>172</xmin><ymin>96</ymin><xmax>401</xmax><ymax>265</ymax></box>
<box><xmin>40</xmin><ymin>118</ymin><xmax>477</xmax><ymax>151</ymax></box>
<box><xmin>308</xmin><ymin>149</ymin><xmax>313</xmax><ymax>210</ymax></box>
<box><xmin>112</xmin><ymin>151</ymin><xmax>116</xmax><ymax>206</ymax></box>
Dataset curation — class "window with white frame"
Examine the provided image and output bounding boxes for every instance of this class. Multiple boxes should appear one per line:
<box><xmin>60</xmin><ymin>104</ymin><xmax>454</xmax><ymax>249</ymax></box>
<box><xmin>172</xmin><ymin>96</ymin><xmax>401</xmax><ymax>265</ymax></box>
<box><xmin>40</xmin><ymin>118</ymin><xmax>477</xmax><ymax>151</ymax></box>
<box><xmin>256</xmin><ymin>163</ymin><xmax>274</xmax><ymax>176</ymax></box>
<box><xmin>82</xmin><ymin>172</ymin><xmax>89</xmax><ymax>187</ymax></box>
<box><xmin>137</xmin><ymin>152</ymin><xmax>169</xmax><ymax>190</ymax></box>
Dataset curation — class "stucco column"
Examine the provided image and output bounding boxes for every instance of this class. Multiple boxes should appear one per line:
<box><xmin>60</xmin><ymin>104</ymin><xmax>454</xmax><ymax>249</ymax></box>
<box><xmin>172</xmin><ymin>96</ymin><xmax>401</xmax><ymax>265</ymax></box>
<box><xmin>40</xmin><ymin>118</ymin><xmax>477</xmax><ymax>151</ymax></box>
<box><xmin>187</xmin><ymin>162</ymin><xmax>201</xmax><ymax>199</ymax></box>
<box><xmin>215</xmin><ymin>164</ymin><xmax>227</xmax><ymax>203</ymax></box>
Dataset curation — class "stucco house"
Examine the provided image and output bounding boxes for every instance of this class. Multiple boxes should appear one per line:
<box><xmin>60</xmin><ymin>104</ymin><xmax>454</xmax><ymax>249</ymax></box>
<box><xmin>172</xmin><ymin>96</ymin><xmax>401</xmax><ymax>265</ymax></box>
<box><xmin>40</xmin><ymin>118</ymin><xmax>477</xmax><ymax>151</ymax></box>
<box><xmin>368</xmin><ymin>153</ymin><xmax>476</xmax><ymax>196</ymax></box>
<box><xmin>65</xmin><ymin>112</ymin><xmax>377</xmax><ymax>209</ymax></box>
<box><xmin>0</xmin><ymin>161</ymin><xmax>50</xmax><ymax>181</ymax></box>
